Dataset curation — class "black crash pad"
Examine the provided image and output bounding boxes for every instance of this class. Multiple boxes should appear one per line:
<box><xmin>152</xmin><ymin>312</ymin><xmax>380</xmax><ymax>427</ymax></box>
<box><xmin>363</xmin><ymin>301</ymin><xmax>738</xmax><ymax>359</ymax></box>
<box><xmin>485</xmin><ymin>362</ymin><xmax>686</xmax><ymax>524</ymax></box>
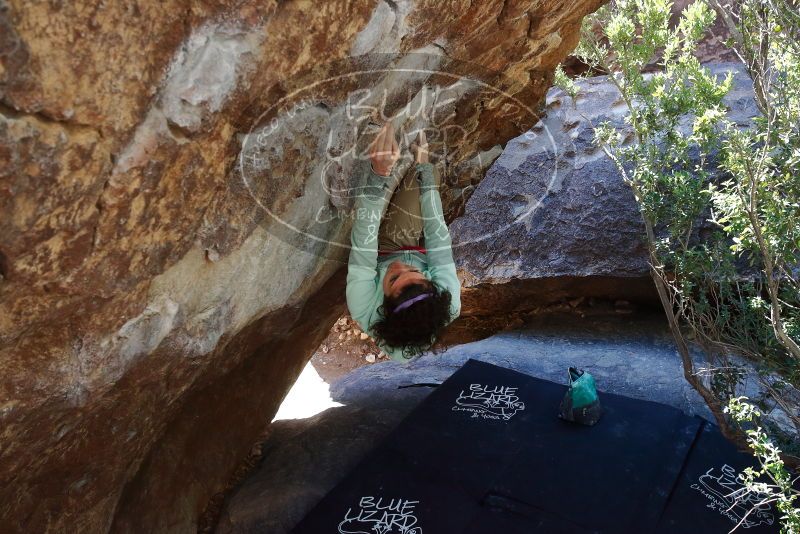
<box><xmin>292</xmin><ymin>359</ymin><xmax>781</xmax><ymax>533</ymax></box>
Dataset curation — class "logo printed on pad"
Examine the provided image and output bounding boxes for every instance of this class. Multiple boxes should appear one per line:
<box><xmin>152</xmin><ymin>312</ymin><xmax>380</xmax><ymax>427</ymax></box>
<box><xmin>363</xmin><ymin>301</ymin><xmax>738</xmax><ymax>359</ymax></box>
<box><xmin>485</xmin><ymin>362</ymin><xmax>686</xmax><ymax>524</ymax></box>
<box><xmin>691</xmin><ymin>464</ymin><xmax>774</xmax><ymax>528</ymax></box>
<box><xmin>338</xmin><ymin>496</ymin><xmax>422</xmax><ymax>534</ymax></box>
<box><xmin>452</xmin><ymin>384</ymin><xmax>526</xmax><ymax>421</ymax></box>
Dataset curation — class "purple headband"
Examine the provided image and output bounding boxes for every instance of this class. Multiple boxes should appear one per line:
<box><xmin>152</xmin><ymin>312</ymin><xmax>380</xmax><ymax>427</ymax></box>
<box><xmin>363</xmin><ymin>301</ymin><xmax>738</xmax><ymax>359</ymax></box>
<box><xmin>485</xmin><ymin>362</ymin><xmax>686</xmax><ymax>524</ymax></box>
<box><xmin>393</xmin><ymin>292</ymin><xmax>432</xmax><ymax>313</ymax></box>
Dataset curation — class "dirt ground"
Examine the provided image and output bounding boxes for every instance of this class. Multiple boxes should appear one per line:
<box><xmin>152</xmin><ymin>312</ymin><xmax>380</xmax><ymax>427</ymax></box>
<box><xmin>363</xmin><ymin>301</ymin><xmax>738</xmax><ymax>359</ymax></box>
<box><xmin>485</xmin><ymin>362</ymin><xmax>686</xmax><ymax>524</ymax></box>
<box><xmin>309</xmin><ymin>315</ymin><xmax>390</xmax><ymax>383</ymax></box>
<box><xmin>310</xmin><ymin>296</ymin><xmax>645</xmax><ymax>384</ymax></box>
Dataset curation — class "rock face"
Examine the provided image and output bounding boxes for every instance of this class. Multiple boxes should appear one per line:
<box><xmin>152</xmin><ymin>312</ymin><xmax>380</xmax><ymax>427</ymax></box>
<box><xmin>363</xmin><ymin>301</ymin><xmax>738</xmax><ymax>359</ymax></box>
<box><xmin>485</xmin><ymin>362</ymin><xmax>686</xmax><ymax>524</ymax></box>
<box><xmin>216</xmin><ymin>314</ymin><xmax>713</xmax><ymax>533</ymax></box>
<box><xmin>448</xmin><ymin>62</ymin><xmax>757</xmax><ymax>326</ymax></box>
<box><xmin>0</xmin><ymin>1</ymin><xmax>605</xmax><ymax>532</ymax></box>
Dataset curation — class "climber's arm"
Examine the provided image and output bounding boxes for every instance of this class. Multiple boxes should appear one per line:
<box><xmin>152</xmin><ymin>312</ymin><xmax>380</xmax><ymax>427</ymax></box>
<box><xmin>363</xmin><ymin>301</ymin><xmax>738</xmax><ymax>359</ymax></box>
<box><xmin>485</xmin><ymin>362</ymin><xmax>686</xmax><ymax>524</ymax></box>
<box><xmin>417</xmin><ymin>162</ymin><xmax>461</xmax><ymax>322</ymax></box>
<box><xmin>346</xmin><ymin>164</ymin><xmax>394</xmax><ymax>331</ymax></box>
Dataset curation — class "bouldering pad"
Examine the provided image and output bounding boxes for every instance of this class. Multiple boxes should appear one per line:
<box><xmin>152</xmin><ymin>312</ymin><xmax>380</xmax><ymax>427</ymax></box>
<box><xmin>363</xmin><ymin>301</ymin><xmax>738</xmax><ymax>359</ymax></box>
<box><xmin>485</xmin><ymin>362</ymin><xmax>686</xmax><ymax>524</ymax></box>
<box><xmin>292</xmin><ymin>359</ymin><xmax>781</xmax><ymax>533</ymax></box>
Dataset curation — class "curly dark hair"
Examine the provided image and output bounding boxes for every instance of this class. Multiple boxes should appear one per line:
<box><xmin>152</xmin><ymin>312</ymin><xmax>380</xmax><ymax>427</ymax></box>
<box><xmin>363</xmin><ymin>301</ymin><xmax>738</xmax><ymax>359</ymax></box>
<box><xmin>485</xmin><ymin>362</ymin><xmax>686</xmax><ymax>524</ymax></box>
<box><xmin>371</xmin><ymin>280</ymin><xmax>453</xmax><ymax>359</ymax></box>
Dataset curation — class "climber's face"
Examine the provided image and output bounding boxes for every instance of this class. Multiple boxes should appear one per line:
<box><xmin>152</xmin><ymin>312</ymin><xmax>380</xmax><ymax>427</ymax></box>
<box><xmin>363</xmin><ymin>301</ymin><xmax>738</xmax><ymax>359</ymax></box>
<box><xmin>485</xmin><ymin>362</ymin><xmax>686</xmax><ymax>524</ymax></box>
<box><xmin>383</xmin><ymin>261</ymin><xmax>427</xmax><ymax>299</ymax></box>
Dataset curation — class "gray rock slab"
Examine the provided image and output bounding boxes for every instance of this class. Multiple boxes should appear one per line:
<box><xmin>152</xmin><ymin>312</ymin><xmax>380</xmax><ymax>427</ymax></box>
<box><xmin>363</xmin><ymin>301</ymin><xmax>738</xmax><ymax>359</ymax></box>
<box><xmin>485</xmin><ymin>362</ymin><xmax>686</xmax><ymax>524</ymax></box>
<box><xmin>450</xmin><ymin>62</ymin><xmax>757</xmax><ymax>287</ymax></box>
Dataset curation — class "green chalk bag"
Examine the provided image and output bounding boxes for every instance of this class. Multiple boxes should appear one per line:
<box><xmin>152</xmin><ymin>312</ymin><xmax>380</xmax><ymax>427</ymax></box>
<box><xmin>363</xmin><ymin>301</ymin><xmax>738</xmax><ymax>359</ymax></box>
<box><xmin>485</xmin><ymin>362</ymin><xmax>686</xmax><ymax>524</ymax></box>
<box><xmin>558</xmin><ymin>367</ymin><xmax>603</xmax><ymax>426</ymax></box>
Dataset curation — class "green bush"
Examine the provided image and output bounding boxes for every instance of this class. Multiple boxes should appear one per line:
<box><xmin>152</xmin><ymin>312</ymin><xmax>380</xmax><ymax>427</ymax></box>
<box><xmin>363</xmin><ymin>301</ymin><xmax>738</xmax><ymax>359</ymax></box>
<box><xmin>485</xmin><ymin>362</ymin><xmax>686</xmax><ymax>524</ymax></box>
<box><xmin>563</xmin><ymin>0</ymin><xmax>800</xmax><ymax>529</ymax></box>
<box><xmin>727</xmin><ymin>396</ymin><xmax>800</xmax><ymax>533</ymax></box>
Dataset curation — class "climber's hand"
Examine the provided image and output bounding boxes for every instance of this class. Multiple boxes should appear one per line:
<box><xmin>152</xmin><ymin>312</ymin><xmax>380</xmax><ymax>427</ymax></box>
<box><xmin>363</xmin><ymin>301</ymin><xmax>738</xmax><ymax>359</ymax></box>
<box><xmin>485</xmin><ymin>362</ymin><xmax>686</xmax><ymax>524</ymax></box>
<box><xmin>411</xmin><ymin>129</ymin><xmax>429</xmax><ymax>164</ymax></box>
<box><xmin>369</xmin><ymin>122</ymin><xmax>400</xmax><ymax>177</ymax></box>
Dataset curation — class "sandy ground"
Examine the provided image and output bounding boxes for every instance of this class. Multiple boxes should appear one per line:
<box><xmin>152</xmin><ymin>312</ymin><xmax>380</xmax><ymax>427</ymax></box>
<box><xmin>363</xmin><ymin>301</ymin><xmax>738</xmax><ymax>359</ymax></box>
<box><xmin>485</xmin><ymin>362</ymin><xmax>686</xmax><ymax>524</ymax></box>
<box><xmin>309</xmin><ymin>315</ymin><xmax>390</xmax><ymax>383</ymax></box>
<box><xmin>310</xmin><ymin>297</ymin><xmax>643</xmax><ymax>384</ymax></box>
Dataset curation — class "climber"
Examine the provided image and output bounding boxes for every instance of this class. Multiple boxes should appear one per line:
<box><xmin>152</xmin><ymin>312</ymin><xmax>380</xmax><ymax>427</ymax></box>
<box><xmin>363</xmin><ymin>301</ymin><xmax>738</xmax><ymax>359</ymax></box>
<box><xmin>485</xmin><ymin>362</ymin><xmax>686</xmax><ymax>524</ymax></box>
<box><xmin>346</xmin><ymin>122</ymin><xmax>461</xmax><ymax>361</ymax></box>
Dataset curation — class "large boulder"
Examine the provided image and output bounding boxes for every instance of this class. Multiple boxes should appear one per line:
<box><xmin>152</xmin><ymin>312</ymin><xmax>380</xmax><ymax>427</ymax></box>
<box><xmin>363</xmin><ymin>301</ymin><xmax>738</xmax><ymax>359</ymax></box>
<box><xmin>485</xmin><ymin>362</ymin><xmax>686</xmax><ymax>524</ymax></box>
<box><xmin>0</xmin><ymin>1</ymin><xmax>604</xmax><ymax>532</ymax></box>
<box><xmin>447</xmin><ymin>62</ymin><xmax>758</xmax><ymax>336</ymax></box>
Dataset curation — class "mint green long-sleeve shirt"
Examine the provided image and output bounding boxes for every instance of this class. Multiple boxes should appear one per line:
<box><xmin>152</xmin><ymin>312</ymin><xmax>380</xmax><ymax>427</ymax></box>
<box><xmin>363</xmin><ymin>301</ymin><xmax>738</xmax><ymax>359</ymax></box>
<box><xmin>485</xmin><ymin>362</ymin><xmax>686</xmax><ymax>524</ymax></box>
<box><xmin>346</xmin><ymin>162</ymin><xmax>461</xmax><ymax>362</ymax></box>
